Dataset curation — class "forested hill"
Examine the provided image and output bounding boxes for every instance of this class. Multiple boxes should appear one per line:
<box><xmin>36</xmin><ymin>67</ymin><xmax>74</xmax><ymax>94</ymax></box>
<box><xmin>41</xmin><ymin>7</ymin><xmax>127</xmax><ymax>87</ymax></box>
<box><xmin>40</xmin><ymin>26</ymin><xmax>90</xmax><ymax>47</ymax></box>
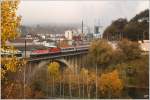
<box><xmin>130</xmin><ymin>9</ymin><xmax>149</xmax><ymax>22</ymax></box>
<box><xmin>103</xmin><ymin>9</ymin><xmax>149</xmax><ymax>41</ymax></box>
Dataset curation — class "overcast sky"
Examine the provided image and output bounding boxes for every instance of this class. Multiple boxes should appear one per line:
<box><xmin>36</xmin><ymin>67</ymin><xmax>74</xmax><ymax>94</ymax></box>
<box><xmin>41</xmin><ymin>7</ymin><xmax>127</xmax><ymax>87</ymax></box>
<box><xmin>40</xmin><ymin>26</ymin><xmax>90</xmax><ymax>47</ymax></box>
<box><xmin>17</xmin><ymin>0</ymin><xmax>149</xmax><ymax>29</ymax></box>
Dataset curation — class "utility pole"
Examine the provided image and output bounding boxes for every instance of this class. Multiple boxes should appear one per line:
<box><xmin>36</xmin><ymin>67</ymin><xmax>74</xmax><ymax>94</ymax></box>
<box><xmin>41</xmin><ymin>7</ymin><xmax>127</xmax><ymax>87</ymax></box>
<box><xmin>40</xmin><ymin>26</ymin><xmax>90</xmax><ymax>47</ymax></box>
<box><xmin>24</xmin><ymin>38</ymin><xmax>27</xmax><ymax>99</ymax></box>
<box><xmin>82</xmin><ymin>20</ymin><xmax>83</xmax><ymax>34</ymax></box>
<box><xmin>81</xmin><ymin>20</ymin><xmax>84</xmax><ymax>42</ymax></box>
<box><xmin>25</xmin><ymin>39</ymin><xmax>27</xmax><ymax>58</ymax></box>
<box><xmin>143</xmin><ymin>31</ymin><xmax>145</xmax><ymax>42</ymax></box>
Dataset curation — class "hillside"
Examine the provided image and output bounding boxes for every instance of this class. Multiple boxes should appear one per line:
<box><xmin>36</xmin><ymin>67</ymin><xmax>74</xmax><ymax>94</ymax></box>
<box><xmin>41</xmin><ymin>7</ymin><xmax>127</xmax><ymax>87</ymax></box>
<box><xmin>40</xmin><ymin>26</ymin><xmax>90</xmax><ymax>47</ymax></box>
<box><xmin>103</xmin><ymin>9</ymin><xmax>149</xmax><ymax>41</ymax></box>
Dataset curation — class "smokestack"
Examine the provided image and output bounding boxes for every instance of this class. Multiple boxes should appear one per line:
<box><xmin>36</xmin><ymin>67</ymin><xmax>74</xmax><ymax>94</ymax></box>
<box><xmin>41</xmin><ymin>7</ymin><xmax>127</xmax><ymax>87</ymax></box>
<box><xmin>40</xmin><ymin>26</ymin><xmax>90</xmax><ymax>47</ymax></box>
<box><xmin>82</xmin><ymin>20</ymin><xmax>83</xmax><ymax>34</ymax></box>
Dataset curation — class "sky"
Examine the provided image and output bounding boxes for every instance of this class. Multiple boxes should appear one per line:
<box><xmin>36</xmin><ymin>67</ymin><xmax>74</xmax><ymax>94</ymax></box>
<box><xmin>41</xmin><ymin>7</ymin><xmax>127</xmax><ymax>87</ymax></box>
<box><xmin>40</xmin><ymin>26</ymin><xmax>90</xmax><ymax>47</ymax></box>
<box><xmin>17</xmin><ymin>0</ymin><xmax>149</xmax><ymax>30</ymax></box>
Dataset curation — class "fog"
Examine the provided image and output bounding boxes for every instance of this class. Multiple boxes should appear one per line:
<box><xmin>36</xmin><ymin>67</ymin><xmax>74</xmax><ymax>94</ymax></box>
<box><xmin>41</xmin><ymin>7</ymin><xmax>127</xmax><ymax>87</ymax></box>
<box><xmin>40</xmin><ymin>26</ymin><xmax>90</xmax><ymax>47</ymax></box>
<box><xmin>17</xmin><ymin>0</ymin><xmax>149</xmax><ymax>30</ymax></box>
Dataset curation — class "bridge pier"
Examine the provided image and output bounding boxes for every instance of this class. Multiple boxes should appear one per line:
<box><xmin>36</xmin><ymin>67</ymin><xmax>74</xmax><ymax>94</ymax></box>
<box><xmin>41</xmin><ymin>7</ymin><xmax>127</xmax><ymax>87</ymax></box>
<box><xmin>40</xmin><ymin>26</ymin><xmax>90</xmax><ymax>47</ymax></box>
<box><xmin>74</xmin><ymin>55</ymin><xmax>78</xmax><ymax>74</ymax></box>
<box><xmin>26</xmin><ymin>51</ymin><xmax>88</xmax><ymax>81</ymax></box>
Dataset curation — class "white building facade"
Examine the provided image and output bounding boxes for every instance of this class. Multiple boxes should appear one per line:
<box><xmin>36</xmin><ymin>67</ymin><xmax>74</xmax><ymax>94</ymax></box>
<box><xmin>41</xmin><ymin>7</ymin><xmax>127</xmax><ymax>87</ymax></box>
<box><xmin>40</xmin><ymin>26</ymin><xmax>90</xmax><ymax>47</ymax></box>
<box><xmin>65</xmin><ymin>30</ymin><xmax>73</xmax><ymax>40</ymax></box>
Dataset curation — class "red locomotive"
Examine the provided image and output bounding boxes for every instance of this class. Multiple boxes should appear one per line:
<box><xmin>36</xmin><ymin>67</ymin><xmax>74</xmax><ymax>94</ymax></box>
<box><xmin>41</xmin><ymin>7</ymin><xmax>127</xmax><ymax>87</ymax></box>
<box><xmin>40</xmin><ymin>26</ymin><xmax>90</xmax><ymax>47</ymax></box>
<box><xmin>49</xmin><ymin>47</ymin><xmax>61</xmax><ymax>53</ymax></box>
<box><xmin>31</xmin><ymin>49</ymin><xmax>49</xmax><ymax>54</ymax></box>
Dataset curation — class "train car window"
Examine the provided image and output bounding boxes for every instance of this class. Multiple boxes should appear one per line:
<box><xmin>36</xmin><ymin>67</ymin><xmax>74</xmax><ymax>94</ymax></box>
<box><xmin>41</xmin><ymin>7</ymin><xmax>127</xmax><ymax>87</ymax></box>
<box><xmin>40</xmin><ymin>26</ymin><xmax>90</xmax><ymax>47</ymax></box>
<box><xmin>15</xmin><ymin>53</ymin><xmax>22</xmax><ymax>57</ymax></box>
<box><xmin>1</xmin><ymin>54</ymin><xmax>11</xmax><ymax>57</ymax></box>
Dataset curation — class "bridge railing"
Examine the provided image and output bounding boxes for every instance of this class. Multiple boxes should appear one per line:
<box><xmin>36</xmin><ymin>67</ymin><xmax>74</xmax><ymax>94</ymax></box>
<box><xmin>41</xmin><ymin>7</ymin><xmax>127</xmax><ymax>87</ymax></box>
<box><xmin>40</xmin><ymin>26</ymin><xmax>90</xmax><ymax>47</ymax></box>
<box><xmin>28</xmin><ymin>49</ymin><xmax>89</xmax><ymax>62</ymax></box>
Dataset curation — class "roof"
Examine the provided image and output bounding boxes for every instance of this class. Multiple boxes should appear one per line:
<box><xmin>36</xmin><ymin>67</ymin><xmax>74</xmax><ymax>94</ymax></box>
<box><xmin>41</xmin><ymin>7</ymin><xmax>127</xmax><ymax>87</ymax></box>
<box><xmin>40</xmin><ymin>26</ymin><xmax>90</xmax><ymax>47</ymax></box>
<box><xmin>14</xmin><ymin>45</ymin><xmax>48</xmax><ymax>51</ymax></box>
<box><xmin>9</xmin><ymin>38</ymin><xmax>33</xmax><ymax>43</ymax></box>
<box><xmin>37</xmin><ymin>39</ymin><xmax>55</xmax><ymax>42</ymax></box>
<box><xmin>45</xmin><ymin>39</ymin><xmax>55</xmax><ymax>42</ymax></box>
<box><xmin>140</xmin><ymin>42</ymin><xmax>150</xmax><ymax>52</ymax></box>
<box><xmin>138</xmin><ymin>40</ymin><xmax>150</xmax><ymax>52</ymax></box>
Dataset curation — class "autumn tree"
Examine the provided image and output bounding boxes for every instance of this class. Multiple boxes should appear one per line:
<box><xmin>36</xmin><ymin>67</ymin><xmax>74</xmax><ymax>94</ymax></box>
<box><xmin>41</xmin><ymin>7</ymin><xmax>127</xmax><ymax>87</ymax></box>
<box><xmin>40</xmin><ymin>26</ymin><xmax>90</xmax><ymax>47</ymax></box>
<box><xmin>98</xmin><ymin>70</ymin><xmax>123</xmax><ymax>98</ymax></box>
<box><xmin>117</xmin><ymin>39</ymin><xmax>142</xmax><ymax>61</ymax></box>
<box><xmin>1</xmin><ymin>0</ymin><xmax>22</xmax><ymax>78</ymax></box>
<box><xmin>86</xmin><ymin>71</ymin><xmax>97</xmax><ymax>98</ymax></box>
<box><xmin>1</xmin><ymin>57</ymin><xmax>27</xmax><ymax>98</ymax></box>
<box><xmin>88</xmin><ymin>39</ymin><xmax>114</xmax><ymax>98</ymax></box>
<box><xmin>1</xmin><ymin>0</ymin><xmax>21</xmax><ymax>47</ymax></box>
<box><xmin>62</xmin><ymin>68</ymin><xmax>77</xmax><ymax>97</ymax></box>
<box><xmin>48</xmin><ymin>62</ymin><xmax>60</xmax><ymax>77</ymax></box>
<box><xmin>48</xmin><ymin>62</ymin><xmax>60</xmax><ymax>96</ymax></box>
<box><xmin>89</xmin><ymin>39</ymin><xmax>114</xmax><ymax>68</ymax></box>
<box><xmin>62</xmin><ymin>68</ymin><xmax>70</xmax><ymax>97</ymax></box>
<box><xmin>2</xmin><ymin>80</ymin><xmax>24</xmax><ymax>99</ymax></box>
<box><xmin>0</xmin><ymin>0</ymin><xmax>31</xmax><ymax>99</ymax></box>
<box><xmin>121</xmin><ymin>55</ymin><xmax>149</xmax><ymax>87</ymax></box>
<box><xmin>80</xmin><ymin>68</ymin><xmax>97</xmax><ymax>98</ymax></box>
<box><xmin>79</xmin><ymin>68</ymin><xmax>89</xmax><ymax>98</ymax></box>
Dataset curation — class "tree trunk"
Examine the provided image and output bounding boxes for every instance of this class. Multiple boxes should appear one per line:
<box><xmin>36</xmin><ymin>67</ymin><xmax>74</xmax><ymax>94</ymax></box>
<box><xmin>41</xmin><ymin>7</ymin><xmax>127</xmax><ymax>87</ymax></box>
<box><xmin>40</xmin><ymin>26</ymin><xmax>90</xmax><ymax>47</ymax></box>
<box><xmin>108</xmin><ymin>89</ymin><xmax>112</xmax><ymax>99</ymax></box>
<box><xmin>87</xmin><ymin>86</ymin><xmax>91</xmax><ymax>98</ymax></box>
<box><xmin>86</xmin><ymin>78</ymin><xmax>88</xmax><ymax>98</ymax></box>
<box><xmin>69</xmin><ymin>74</ymin><xmax>72</xmax><ymax>98</ymax></box>
<box><xmin>63</xmin><ymin>74</ymin><xmax>64</xmax><ymax>98</ymax></box>
<box><xmin>59</xmin><ymin>77</ymin><xmax>61</xmax><ymax>97</ymax></box>
<box><xmin>78</xmin><ymin>75</ymin><xmax>80</xmax><ymax>98</ymax></box>
<box><xmin>82</xmin><ymin>74</ymin><xmax>85</xmax><ymax>98</ymax></box>
<box><xmin>6</xmin><ymin>83</ymin><xmax>14</xmax><ymax>98</ymax></box>
<box><xmin>53</xmin><ymin>76</ymin><xmax>54</xmax><ymax>97</ymax></box>
<box><xmin>96</xmin><ymin>64</ymin><xmax>98</xmax><ymax>99</ymax></box>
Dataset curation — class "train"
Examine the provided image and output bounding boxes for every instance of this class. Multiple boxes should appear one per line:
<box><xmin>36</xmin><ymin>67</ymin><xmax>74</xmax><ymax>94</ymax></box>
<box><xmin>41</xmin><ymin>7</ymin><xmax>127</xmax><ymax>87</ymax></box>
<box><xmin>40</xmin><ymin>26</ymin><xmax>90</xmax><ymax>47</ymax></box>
<box><xmin>1</xmin><ymin>45</ymin><xmax>89</xmax><ymax>59</ymax></box>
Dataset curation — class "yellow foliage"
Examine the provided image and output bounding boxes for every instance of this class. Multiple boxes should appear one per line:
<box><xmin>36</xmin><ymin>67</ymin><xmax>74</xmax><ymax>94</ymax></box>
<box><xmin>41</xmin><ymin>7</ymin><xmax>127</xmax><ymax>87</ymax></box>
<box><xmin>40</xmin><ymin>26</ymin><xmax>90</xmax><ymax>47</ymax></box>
<box><xmin>98</xmin><ymin>70</ymin><xmax>123</xmax><ymax>97</ymax></box>
<box><xmin>1</xmin><ymin>0</ymin><xmax>21</xmax><ymax>47</ymax></box>
<box><xmin>80</xmin><ymin>68</ymin><xmax>89</xmax><ymax>84</ymax></box>
<box><xmin>2</xmin><ymin>57</ymin><xmax>25</xmax><ymax>72</ymax></box>
<box><xmin>3</xmin><ymin>81</ymin><xmax>23</xmax><ymax>99</ymax></box>
<box><xmin>1</xmin><ymin>68</ymin><xmax>6</xmax><ymax>80</ymax></box>
<box><xmin>48</xmin><ymin>62</ymin><xmax>60</xmax><ymax>77</ymax></box>
<box><xmin>1</xmin><ymin>0</ymin><xmax>23</xmax><ymax>80</ymax></box>
<box><xmin>1</xmin><ymin>57</ymin><xmax>26</xmax><ymax>80</ymax></box>
<box><xmin>87</xmin><ymin>71</ymin><xmax>96</xmax><ymax>85</ymax></box>
<box><xmin>89</xmin><ymin>39</ymin><xmax>113</xmax><ymax>65</ymax></box>
<box><xmin>80</xmin><ymin>67</ymin><xmax>88</xmax><ymax>76</ymax></box>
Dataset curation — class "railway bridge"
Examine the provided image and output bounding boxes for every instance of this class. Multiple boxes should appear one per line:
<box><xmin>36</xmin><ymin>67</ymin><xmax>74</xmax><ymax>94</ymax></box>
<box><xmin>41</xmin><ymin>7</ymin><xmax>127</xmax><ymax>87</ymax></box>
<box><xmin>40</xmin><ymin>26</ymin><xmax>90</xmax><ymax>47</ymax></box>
<box><xmin>25</xmin><ymin>48</ymin><xmax>89</xmax><ymax>82</ymax></box>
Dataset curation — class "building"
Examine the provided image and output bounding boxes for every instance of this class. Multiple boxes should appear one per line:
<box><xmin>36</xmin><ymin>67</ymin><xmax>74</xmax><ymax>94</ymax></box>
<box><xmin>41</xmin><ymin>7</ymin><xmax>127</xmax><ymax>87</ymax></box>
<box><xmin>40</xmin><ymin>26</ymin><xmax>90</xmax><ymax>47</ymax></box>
<box><xmin>65</xmin><ymin>30</ymin><xmax>73</xmax><ymax>40</ymax></box>
<box><xmin>85</xmin><ymin>33</ymin><xmax>93</xmax><ymax>41</ymax></box>
<box><xmin>6</xmin><ymin>38</ymin><xmax>34</xmax><ymax>46</ymax></box>
<box><xmin>33</xmin><ymin>39</ymin><xmax>56</xmax><ymax>47</ymax></box>
<box><xmin>138</xmin><ymin>17</ymin><xmax>149</xmax><ymax>23</ymax></box>
<box><xmin>94</xmin><ymin>26</ymin><xmax>103</xmax><ymax>39</ymax></box>
<box><xmin>41</xmin><ymin>35</ymin><xmax>46</xmax><ymax>39</ymax></box>
<box><xmin>138</xmin><ymin>40</ymin><xmax>150</xmax><ymax>53</ymax></box>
